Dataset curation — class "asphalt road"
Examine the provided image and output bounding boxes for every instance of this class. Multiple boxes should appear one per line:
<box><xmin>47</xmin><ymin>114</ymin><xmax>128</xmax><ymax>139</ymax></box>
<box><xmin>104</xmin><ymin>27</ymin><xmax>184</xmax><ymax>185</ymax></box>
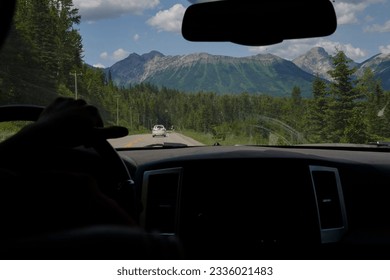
<box><xmin>108</xmin><ymin>132</ymin><xmax>204</xmax><ymax>148</ymax></box>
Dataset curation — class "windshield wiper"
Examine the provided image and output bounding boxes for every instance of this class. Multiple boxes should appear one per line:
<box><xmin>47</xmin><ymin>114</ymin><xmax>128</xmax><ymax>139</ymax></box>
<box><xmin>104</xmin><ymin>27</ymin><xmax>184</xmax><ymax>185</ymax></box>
<box><xmin>367</xmin><ymin>141</ymin><xmax>390</xmax><ymax>147</ymax></box>
<box><xmin>145</xmin><ymin>142</ymin><xmax>188</xmax><ymax>148</ymax></box>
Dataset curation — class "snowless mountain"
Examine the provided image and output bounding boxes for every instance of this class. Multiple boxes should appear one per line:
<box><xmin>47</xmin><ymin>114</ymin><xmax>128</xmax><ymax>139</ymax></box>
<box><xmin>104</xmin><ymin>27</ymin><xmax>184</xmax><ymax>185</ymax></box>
<box><xmin>356</xmin><ymin>53</ymin><xmax>390</xmax><ymax>90</ymax></box>
<box><xmin>106</xmin><ymin>48</ymin><xmax>390</xmax><ymax>97</ymax></box>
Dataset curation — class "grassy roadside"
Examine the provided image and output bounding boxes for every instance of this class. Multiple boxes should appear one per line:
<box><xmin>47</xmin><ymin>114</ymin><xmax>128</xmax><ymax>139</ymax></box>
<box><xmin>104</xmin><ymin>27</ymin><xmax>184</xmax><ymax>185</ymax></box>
<box><xmin>179</xmin><ymin>129</ymin><xmax>269</xmax><ymax>146</ymax></box>
<box><xmin>0</xmin><ymin>121</ymin><xmax>32</xmax><ymax>142</ymax></box>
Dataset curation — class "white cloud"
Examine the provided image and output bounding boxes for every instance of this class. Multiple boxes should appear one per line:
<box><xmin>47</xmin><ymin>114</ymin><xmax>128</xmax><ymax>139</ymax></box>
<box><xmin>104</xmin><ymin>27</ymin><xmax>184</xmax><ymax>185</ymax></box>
<box><xmin>99</xmin><ymin>49</ymin><xmax>130</xmax><ymax>62</ymax></box>
<box><xmin>364</xmin><ymin>15</ymin><xmax>375</xmax><ymax>22</ymax></box>
<box><xmin>379</xmin><ymin>45</ymin><xmax>390</xmax><ymax>54</ymax></box>
<box><xmin>73</xmin><ymin>0</ymin><xmax>160</xmax><ymax>21</ymax></box>
<box><xmin>249</xmin><ymin>39</ymin><xmax>323</xmax><ymax>60</ymax></box>
<box><xmin>93</xmin><ymin>63</ymin><xmax>106</xmax><ymax>68</ymax></box>
<box><xmin>333</xmin><ymin>0</ymin><xmax>386</xmax><ymax>25</ymax></box>
<box><xmin>133</xmin><ymin>34</ymin><xmax>140</xmax><ymax>42</ymax></box>
<box><xmin>334</xmin><ymin>2</ymin><xmax>368</xmax><ymax>24</ymax></box>
<box><xmin>147</xmin><ymin>4</ymin><xmax>186</xmax><ymax>33</ymax></box>
<box><xmin>339</xmin><ymin>0</ymin><xmax>385</xmax><ymax>3</ymax></box>
<box><xmin>113</xmin><ymin>48</ymin><xmax>131</xmax><ymax>61</ymax></box>
<box><xmin>338</xmin><ymin>43</ymin><xmax>367</xmax><ymax>59</ymax></box>
<box><xmin>248</xmin><ymin>38</ymin><xmax>367</xmax><ymax>61</ymax></box>
<box><xmin>249</xmin><ymin>41</ymin><xmax>309</xmax><ymax>60</ymax></box>
<box><xmin>364</xmin><ymin>20</ymin><xmax>390</xmax><ymax>32</ymax></box>
<box><xmin>188</xmin><ymin>0</ymin><xmax>223</xmax><ymax>3</ymax></box>
<box><xmin>99</xmin><ymin>52</ymin><xmax>108</xmax><ymax>59</ymax></box>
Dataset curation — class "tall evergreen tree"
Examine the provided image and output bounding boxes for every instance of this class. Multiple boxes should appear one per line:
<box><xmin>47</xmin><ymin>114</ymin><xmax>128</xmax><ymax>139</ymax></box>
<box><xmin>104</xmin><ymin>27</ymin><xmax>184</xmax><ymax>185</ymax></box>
<box><xmin>327</xmin><ymin>50</ymin><xmax>360</xmax><ymax>143</ymax></box>
<box><xmin>355</xmin><ymin>67</ymin><xmax>386</xmax><ymax>140</ymax></box>
<box><xmin>289</xmin><ymin>85</ymin><xmax>304</xmax><ymax>130</ymax></box>
<box><xmin>52</xmin><ymin>0</ymin><xmax>83</xmax><ymax>84</ymax></box>
<box><xmin>0</xmin><ymin>0</ymin><xmax>83</xmax><ymax>105</ymax></box>
<box><xmin>306</xmin><ymin>75</ymin><xmax>329</xmax><ymax>142</ymax></box>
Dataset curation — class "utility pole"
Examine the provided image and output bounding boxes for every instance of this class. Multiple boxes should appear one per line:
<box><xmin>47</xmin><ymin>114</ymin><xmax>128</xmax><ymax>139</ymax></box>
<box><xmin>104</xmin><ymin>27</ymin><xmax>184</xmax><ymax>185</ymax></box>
<box><xmin>70</xmin><ymin>72</ymin><xmax>82</xmax><ymax>99</ymax></box>
<box><xmin>129</xmin><ymin>105</ymin><xmax>133</xmax><ymax>130</ymax></box>
<box><xmin>116</xmin><ymin>96</ymin><xmax>119</xmax><ymax>126</ymax></box>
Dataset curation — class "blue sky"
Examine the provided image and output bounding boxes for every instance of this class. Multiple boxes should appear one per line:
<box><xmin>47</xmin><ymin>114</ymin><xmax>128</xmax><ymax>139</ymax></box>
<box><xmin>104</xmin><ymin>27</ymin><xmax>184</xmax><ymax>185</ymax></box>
<box><xmin>73</xmin><ymin>0</ymin><xmax>390</xmax><ymax>68</ymax></box>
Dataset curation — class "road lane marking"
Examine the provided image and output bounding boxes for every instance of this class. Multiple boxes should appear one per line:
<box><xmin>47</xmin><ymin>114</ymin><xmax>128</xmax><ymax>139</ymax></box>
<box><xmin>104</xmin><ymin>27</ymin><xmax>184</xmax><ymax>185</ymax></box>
<box><xmin>125</xmin><ymin>136</ymin><xmax>146</xmax><ymax>147</ymax></box>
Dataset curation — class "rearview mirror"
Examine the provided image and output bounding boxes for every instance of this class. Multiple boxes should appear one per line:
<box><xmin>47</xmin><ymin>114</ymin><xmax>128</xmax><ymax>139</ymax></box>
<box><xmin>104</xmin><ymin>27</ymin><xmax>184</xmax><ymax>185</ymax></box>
<box><xmin>182</xmin><ymin>0</ymin><xmax>337</xmax><ymax>46</ymax></box>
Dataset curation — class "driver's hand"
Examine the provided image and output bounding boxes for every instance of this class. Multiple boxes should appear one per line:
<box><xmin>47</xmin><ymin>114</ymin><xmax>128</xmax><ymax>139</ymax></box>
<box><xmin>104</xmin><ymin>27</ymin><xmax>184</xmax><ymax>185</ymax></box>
<box><xmin>0</xmin><ymin>98</ymin><xmax>136</xmax><ymax>232</ymax></box>
<box><xmin>35</xmin><ymin>97</ymin><xmax>128</xmax><ymax>148</ymax></box>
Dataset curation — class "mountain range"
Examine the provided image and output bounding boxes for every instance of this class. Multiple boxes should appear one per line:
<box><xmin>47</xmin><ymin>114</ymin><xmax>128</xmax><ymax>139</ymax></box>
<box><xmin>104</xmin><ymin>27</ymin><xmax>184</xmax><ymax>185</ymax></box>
<box><xmin>106</xmin><ymin>47</ymin><xmax>390</xmax><ymax>98</ymax></box>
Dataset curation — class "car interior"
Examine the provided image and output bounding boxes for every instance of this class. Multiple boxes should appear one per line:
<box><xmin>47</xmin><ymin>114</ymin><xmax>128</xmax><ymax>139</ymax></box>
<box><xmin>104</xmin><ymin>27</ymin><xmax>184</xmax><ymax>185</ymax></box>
<box><xmin>1</xmin><ymin>0</ymin><xmax>390</xmax><ymax>261</ymax></box>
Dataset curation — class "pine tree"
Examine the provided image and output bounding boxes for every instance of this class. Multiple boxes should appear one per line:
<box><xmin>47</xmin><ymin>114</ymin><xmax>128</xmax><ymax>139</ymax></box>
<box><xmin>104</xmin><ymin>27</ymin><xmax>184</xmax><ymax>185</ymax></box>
<box><xmin>289</xmin><ymin>85</ymin><xmax>304</xmax><ymax>131</ymax></box>
<box><xmin>327</xmin><ymin>50</ymin><xmax>360</xmax><ymax>143</ymax></box>
<box><xmin>52</xmin><ymin>0</ymin><xmax>83</xmax><ymax>85</ymax></box>
<box><xmin>0</xmin><ymin>0</ymin><xmax>83</xmax><ymax>105</ymax></box>
<box><xmin>355</xmin><ymin>67</ymin><xmax>386</xmax><ymax>140</ymax></box>
<box><xmin>306</xmin><ymin>74</ymin><xmax>329</xmax><ymax>143</ymax></box>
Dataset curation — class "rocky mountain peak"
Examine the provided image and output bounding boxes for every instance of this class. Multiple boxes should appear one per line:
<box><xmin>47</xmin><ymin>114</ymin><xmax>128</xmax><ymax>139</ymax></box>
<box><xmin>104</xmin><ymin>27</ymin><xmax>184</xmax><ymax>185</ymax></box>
<box><xmin>356</xmin><ymin>52</ymin><xmax>390</xmax><ymax>79</ymax></box>
<box><xmin>361</xmin><ymin>52</ymin><xmax>390</xmax><ymax>65</ymax></box>
<box><xmin>292</xmin><ymin>47</ymin><xmax>333</xmax><ymax>79</ymax></box>
<box><xmin>253</xmin><ymin>53</ymin><xmax>284</xmax><ymax>63</ymax></box>
<box><xmin>106</xmin><ymin>49</ymin><xmax>390</xmax><ymax>95</ymax></box>
<box><xmin>141</xmin><ymin>50</ymin><xmax>164</xmax><ymax>61</ymax></box>
<box><xmin>308</xmin><ymin>46</ymin><xmax>329</xmax><ymax>57</ymax></box>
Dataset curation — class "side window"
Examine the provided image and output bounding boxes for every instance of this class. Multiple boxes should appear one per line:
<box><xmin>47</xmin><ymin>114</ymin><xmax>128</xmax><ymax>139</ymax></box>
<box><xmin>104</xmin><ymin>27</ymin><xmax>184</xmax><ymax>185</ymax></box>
<box><xmin>0</xmin><ymin>121</ymin><xmax>32</xmax><ymax>143</ymax></box>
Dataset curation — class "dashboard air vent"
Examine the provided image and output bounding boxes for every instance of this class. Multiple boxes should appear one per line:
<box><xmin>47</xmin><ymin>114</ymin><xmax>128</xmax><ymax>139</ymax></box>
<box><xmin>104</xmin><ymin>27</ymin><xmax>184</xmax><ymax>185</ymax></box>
<box><xmin>141</xmin><ymin>167</ymin><xmax>183</xmax><ymax>235</ymax></box>
<box><xmin>309</xmin><ymin>166</ymin><xmax>348</xmax><ymax>243</ymax></box>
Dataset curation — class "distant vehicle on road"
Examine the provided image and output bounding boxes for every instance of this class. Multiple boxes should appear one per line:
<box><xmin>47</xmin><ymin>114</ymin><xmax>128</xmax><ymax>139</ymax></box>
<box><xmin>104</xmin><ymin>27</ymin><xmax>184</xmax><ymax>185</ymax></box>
<box><xmin>152</xmin><ymin>124</ymin><xmax>167</xmax><ymax>137</ymax></box>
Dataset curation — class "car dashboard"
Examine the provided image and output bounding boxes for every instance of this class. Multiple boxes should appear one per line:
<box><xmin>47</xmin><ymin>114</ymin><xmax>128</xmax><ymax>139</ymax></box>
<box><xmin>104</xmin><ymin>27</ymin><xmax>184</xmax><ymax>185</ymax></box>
<box><xmin>117</xmin><ymin>145</ymin><xmax>390</xmax><ymax>259</ymax></box>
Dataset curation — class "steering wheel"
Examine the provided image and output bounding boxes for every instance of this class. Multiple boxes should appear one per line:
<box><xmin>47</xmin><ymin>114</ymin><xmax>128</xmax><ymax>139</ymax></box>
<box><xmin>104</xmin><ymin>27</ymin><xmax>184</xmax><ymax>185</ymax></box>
<box><xmin>0</xmin><ymin>104</ymin><xmax>139</xmax><ymax>222</ymax></box>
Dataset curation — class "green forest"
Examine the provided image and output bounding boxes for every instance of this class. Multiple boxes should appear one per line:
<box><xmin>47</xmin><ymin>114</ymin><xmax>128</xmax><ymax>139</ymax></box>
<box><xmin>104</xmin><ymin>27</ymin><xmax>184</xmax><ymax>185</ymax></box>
<box><xmin>1</xmin><ymin>0</ymin><xmax>390</xmax><ymax>145</ymax></box>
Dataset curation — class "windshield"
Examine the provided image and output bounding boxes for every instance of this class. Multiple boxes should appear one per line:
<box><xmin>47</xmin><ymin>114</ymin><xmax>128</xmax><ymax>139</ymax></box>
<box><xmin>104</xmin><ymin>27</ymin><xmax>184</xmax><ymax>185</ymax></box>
<box><xmin>1</xmin><ymin>0</ymin><xmax>389</xmax><ymax>148</ymax></box>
